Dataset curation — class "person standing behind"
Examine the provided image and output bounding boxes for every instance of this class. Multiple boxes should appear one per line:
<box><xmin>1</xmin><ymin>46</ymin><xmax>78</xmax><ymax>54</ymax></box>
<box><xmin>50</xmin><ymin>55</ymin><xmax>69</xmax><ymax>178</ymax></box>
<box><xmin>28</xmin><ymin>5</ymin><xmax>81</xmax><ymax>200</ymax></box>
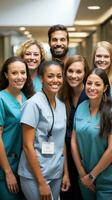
<box><xmin>17</xmin><ymin>39</ymin><xmax>47</xmax><ymax>92</ymax></box>
<box><xmin>59</xmin><ymin>55</ymin><xmax>89</xmax><ymax>200</ymax></box>
<box><xmin>48</xmin><ymin>24</ymin><xmax>69</xmax><ymax>65</ymax></box>
<box><xmin>71</xmin><ymin>68</ymin><xmax>112</xmax><ymax>200</ymax></box>
<box><xmin>92</xmin><ymin>41</ymin><xmax>112</xmax><ymax>85</ymax></box>
<box><xmin>18</xmin><ymin>60</ymin><xmax>70</xmax><ymax>200</ymax></box>
<box><xmin>0</xmin><ymin>56</ymin><xmax>34</xmax><ymax>200</ymax></box>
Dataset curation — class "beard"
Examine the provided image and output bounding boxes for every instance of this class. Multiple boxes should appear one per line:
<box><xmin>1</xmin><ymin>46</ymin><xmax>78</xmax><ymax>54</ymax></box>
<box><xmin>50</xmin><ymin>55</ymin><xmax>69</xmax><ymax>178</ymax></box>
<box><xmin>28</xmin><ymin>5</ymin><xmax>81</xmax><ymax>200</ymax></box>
<box><xmin>50</xmin><ymin>46</ymin><xmax>68</xmax><ymax>59</ymax></box>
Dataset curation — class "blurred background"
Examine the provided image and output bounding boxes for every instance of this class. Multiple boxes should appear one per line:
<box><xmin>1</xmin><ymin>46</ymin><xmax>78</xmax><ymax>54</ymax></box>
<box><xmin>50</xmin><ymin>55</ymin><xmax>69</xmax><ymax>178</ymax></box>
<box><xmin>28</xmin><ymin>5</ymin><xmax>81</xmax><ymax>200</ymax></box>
<box><xmin>0</xmin><ymin>0</ymin><xmax>112</xmax><ymax>66</ymax></box>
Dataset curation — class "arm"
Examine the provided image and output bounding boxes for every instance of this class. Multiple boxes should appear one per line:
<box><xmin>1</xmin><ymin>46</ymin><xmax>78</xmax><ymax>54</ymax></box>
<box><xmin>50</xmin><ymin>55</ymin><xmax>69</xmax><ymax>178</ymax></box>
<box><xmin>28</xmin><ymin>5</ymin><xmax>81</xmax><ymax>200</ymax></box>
<box><xmin>71</xmin><ymin>130</ymin><xmax>86</xmax><ymax>178</ymax></box>
<box><xmin>0</xmin><ymin>127</ymin><xmax>19</xmax><ymax>193</ymax></box>
<box><xmin>91</xmin><ymin>134</ymin><xmax>112</xmax><ymax>177</ymax></box>
<box><xmin>22</xmin><ymin>124</ymin><xmax>51</xmax><ymax>200</ymax></box>
<box><xmin>61</xmin><ymin>143</ymin><xmax>70</xmax><ymax>192</ymax></box>
<box><xmin>81</xmin><ymin>134</ymin><xmax>112</xmax><ymax>190</ymax></box>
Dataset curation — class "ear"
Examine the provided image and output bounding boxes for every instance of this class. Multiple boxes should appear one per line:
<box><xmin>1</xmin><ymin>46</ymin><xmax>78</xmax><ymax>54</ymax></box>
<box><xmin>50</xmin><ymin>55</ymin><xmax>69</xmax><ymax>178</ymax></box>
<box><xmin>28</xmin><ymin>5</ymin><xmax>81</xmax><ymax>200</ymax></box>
<box><xmin>4</xmin><ymin>72</ymin><xmax>8</xmax><ymax>79</ymax></box>
<box><xmin>103</xmin><ymin>85</ymin><xmax>108</xmax><ymax>93</ymax></box>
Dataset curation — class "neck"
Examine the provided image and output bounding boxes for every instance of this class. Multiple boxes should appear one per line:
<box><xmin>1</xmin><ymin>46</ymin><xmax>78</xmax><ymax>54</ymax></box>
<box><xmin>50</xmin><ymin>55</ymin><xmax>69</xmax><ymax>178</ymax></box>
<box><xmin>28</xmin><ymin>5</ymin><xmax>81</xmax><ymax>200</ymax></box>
<box><xmin>6</xmin><ymin>87</ymin><xmax>21</xmax><ymax>97</ymax></box>
<box><xmin>89</xmin><ymin>99</ymin><xmax>101</xmax><ymax>116</ymax></box>
<box><xmin>30</xmin><ymin>69</ymin><xmax>38</xmax><ymax>79</ymax></box>
<box><xmin>72</xmin><ymin>83</ymin><xmax>84</xmax><ymax>96</ymax></box>
<box><xmin>42</xmin><ymin>89</ymin><xmax>56</xmax><ymax>108</ymax></box>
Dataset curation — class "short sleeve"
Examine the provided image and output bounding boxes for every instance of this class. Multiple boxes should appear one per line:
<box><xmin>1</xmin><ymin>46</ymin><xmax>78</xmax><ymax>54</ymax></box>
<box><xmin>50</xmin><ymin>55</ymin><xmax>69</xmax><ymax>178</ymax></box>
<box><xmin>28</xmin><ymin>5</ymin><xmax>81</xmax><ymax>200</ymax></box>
<box><xmin>0</xmin><ymin>98</ymin><xmax>6</xmax><ymax>126</ymax></box>
<box><xmin>21</xmin><ymin>100</ymin><xmax>39</xmax><ymax>128</ymax></box>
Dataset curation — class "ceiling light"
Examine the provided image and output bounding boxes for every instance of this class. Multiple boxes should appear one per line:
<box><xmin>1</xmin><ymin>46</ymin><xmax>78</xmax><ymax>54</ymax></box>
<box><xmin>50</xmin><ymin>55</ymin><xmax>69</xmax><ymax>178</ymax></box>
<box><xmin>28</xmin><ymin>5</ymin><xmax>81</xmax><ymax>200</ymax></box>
<box><xmin>88</xmin><ymin>6</ymin><xmax>101</xmax><ymax>10</ymax></box>
<box><xmin>24</xmin><ymin>31</ymin><xmax>30</xmax><ymax>35</ymax></box>
<box><xmin>69</xmin><ymin>32</ymin><xmax>89</xmax><ymax>38</ymax></box>
<box><xmin>19</xmin><ymin>27</ymin><xmax>26</xmax><ymax>31</ymax></box>
<box><xmin>67</xmin><ymin>27</ymin><xmax>76</xmax><ymax>31</ymax></box>
<box><xmin>27</xmin><ymin>34</ymin><xmax>32</xmax><ymax>38</ymax></box>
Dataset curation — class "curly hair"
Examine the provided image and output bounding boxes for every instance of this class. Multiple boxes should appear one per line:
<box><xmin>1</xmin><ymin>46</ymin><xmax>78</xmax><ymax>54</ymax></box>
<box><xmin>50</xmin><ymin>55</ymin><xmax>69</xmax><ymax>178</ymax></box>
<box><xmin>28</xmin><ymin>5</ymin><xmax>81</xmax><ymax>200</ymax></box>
<box><xmin>16</xmin><ymin>39</ymin><xmax>47</xmax><ymax>63</ymax></box>
<box><xmin>0</xmin><ymin>56</ymin><xmax>35</xmax><ymax>99</ymax></box>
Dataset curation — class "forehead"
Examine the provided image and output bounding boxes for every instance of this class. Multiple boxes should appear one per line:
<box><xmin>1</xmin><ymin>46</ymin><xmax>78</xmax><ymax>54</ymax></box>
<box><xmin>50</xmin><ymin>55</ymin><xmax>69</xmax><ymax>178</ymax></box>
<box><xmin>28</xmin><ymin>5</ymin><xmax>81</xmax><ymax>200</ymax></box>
<box><xmin>87</xmin><ymin>74</ymin><xmax>103</xmax><ymax>82</ymax></box>
<box><xmin>25</xmin><ymin>44</ymin><xmax>40</xmax><ymax>52</ymax></box>
<box><xmin>95</xmin><ymin>47</ymin><xmax>110</xmax><ymax>55</ymax></box>
<box><xmin>44</xmin><ymin>64</ymin><xmax>62</xmax><ymax>73</ymax></box>
<box><xmin>68</xmin><ymin>61</ymin><xmax>84</xmax><ymax>69</ymax></box>
<box><xmin>8</xmin><ymin>61</ymin><xmax>26</xmax><ymax>71</ymax></box>
<box><xmin>51</xmin><ymin>30</ymin><xmax>68</xmax><ymax>39</ymax></box>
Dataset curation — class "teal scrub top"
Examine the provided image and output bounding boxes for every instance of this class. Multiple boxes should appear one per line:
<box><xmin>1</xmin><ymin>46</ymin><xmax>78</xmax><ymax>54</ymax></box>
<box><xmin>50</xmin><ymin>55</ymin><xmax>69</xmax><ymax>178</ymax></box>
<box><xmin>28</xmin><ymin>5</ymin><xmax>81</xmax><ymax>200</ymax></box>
<box><xmin>33</xmin><ymin>76</ymin><xmax>42</xmax><ymax>92</ymax></box>
<box><xmin>73</xmin><ymin>100</ymin><xmax>108</xmax><ymax>172</ymax></box>
<box><xmin>18</xmin><ymin>91</ymin><xmax>67</xmax><ymax>180</ymax></box>
<box><xmin>0</xmin><ymin>90</ymin><xmax>26</xmax><ymax>179</ymax></box>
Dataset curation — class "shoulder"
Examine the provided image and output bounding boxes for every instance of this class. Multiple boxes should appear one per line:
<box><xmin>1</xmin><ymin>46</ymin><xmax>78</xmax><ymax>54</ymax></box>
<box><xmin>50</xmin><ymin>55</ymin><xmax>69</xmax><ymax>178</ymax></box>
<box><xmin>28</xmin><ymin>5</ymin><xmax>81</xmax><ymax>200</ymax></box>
<box><xmin>76</xmin><ymin>100</ymin><xmax>89</xmax><ymax>115</ymax></box>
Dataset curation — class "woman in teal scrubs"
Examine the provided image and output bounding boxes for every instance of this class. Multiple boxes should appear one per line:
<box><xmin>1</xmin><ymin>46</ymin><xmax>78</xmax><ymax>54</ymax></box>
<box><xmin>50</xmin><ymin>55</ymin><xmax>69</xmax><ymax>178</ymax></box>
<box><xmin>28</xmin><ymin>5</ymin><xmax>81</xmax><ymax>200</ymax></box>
<box><xmin>16</xmin><ymin>39</ymin><xmax>47</xmax><ymax>92</ymax></box>
<box><xmin>71</xmin><ymin>68</ymin><xmax>112</xmax><ymax>200</ymax></box>
<box><xmin>0</xmin><ymin>56</ymin><xmax>34</xmax><ymax>200</ymax></box>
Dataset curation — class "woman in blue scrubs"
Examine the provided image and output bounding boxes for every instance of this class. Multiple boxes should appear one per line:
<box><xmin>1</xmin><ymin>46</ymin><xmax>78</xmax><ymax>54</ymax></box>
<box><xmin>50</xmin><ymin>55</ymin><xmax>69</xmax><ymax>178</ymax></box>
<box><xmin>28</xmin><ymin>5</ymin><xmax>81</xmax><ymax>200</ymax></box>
<box><xmin>17</xmin><ymin>39</ymin><xmax>47</xmax><ymax>92</ymax></box>
<box><xmin>0</xmin><ymin>56</ymin><xmax>34</xmax><ymax>200</ymax></box>
<box><xmin>18</xmin><ymin>60</ymin><xmax>70</xmax><ymax>200</ymax></box>
<box><xmin>71</xmin><ymin>68</ymin><xmax>112</xmax><ymax>200</ymax></box>
<box><xmin>59</xmin><ymin>55</ymin><xmax>89</xmax><ymax>200</ymax></box>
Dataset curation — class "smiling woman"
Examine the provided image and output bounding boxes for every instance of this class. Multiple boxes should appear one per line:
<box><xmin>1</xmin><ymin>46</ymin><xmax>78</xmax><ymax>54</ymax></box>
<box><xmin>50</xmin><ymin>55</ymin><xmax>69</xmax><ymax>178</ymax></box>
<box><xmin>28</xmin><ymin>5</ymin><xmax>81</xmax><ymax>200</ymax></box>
<box><xmin>18</xmin><ymin>60</ymin><xmax>70</xmax><ymax>200</ymax></box>
<box><xmin>0</xmin><ymin>56</ymin><xmax>34</xmax><ymax>200</ymax></box>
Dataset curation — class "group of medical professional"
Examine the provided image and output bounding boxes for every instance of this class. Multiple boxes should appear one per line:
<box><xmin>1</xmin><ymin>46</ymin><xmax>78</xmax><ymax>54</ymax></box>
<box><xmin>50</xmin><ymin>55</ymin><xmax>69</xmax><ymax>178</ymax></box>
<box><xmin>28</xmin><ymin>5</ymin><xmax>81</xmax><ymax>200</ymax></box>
<box><xmin>0</xmin><ymin>24</ymin><xmax>112</xmax><ymax>200</ymax></box>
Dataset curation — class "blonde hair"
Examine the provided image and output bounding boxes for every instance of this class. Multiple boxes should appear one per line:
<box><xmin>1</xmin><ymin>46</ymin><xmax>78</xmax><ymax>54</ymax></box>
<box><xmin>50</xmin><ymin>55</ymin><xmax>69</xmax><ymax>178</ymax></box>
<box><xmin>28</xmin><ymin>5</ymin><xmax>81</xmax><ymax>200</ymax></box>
<box><xmin>16</xmin><ymin>39</ymin><xmax>47</xmax><ymax>62</ymax></box>
<box><xmin>93</xmin><ymin>41</ymin><xmax>112</xmax><ymax>84</ymax></box>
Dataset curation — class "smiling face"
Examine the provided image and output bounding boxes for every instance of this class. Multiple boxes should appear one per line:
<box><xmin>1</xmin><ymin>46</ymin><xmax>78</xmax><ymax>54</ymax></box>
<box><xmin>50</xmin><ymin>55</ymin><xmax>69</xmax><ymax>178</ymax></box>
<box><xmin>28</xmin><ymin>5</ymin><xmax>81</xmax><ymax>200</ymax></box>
<box><xmin>86</xmin><ymin>74</ymin><xmax>107</xmax><ymax>101</ymax></box>
<box><xmin>23</xmin><ymin>44</ymin><xmax>41</xmax><ymax>70</ymax></box>
<box><xmin>66</xmin><ymin>61</ymin><xmax>85</xmax><ymax>88</ymax></box>
<box><xmin>49</xmin><ymin>30</ymin><xmax>68</xmax><ymax>59</ymax></box>
<box><xmin>94</xmin><ymin>47</ymin><xmax>111</xmax><ymax>71</ymax></box>
<box><xmin>41</xmin><ymin>64</ymin><xmax>63</xmax><ymax>95</ymax></box>
<box><xmin>5</xmin><ymin>61</ymin><xmax>27</xmax><ymax>91</ymax></box>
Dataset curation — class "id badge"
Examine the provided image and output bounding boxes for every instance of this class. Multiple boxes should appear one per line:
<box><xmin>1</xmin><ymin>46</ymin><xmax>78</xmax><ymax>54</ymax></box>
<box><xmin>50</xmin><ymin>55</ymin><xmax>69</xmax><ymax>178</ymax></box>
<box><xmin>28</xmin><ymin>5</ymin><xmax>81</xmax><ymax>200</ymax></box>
<box><xmin>42</xmin><ymin>142</ymin><xmax>54</xmax><ymax>154</ymax></box>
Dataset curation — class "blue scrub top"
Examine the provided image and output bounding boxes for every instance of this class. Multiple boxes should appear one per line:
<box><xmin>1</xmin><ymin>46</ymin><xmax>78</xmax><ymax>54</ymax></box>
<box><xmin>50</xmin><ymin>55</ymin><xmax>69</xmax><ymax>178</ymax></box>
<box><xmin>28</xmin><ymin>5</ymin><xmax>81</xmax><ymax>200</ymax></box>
<box><xmin>18</xmin><ymin>91</ymin><xmax>67</xmax><ymax>180</ymax></box>
<box><xmin>0</xmin><ymin>90</ymin><xmax>26</xmax><ymax>179</ymax></box>
<box><xmin>33</xmin><ymin>76</ymin><xmax>42</xmax><ymax>92</ymax></box>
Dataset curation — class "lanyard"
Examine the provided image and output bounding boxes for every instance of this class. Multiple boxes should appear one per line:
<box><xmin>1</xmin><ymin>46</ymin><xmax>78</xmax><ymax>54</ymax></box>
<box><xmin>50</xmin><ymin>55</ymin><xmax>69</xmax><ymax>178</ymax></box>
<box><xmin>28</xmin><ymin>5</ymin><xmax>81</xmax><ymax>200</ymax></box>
<box><xmin>42</xmin><ymin>90</ymin><xmax>54</xmax><ymax>140</ymax></box>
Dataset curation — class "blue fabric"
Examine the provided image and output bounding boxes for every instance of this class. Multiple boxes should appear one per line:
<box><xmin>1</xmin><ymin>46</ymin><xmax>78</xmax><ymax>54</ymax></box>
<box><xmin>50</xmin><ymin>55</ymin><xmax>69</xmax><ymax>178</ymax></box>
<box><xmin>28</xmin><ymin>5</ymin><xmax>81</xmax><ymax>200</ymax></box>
<box><xmin>18</xmin><ymin>91</ymin><xmax>66</xmax><ymax>180</ymax></box>
<box><xmin>33</xmin><ymin>76</ymin><xmax>42</xmax><ymax>92</ymax></box>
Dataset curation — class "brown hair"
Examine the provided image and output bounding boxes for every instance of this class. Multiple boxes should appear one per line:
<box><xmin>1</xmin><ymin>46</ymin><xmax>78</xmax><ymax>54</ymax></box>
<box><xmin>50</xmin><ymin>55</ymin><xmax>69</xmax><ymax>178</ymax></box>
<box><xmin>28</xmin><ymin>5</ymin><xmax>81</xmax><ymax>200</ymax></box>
<box><xmin>59</xmin><ymin>55</ymin><xmax>89</xmax><ymax>117</ymax></box>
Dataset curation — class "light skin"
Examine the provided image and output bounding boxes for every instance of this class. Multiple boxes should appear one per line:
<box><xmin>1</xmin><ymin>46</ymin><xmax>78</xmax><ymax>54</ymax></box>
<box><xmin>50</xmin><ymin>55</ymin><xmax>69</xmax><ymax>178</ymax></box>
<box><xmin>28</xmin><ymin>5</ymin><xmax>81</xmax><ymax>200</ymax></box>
<box><xmin>66</xmin><ymin>61</ymin><xmax>85</xmax><ymax>107</ymax></box>
<box><xmin>94</xmin><ymin>47</ymin><xmax>111</xmax><ymax>71</ymax></box>
<box><xmin>0</xmin><ymin>61</ymin><xmax>27</xmax><ymax>193</ymax></box>
<box><xmin>71</xmin><ymin>73</ymin><xmax>112</xmax><ymax>192</ymax></box>
<box><xmin>22</xmin><ymin>64</ymin><xmax>70</xmax><ymax>200</ymax></box>
<box><xmin>49</xmin><ymin>31</ymin><xmax>68</xmax><ymax>61</ymax></box>
<box><xmin>23</xmin><ymin>44</ymin><xmax>41</xmax><ymax>79</ymax></box>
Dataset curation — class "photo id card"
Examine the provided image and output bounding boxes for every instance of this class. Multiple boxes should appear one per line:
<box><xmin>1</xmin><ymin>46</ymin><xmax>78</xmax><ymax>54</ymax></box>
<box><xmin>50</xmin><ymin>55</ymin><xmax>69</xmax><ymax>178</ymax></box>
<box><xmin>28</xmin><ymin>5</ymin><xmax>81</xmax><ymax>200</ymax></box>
<box><xmin>42</xmin><ymin>142</ymin><xmax>54</xmax><ymax>154</ymax></box>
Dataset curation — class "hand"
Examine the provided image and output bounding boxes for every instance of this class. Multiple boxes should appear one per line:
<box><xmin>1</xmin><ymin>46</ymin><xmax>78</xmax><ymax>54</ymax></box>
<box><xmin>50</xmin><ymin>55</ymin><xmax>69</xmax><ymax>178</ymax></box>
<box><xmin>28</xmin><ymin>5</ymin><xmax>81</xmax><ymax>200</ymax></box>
<box><xmin>5</xmin><ymin>171</ymin><xmax>19</xmax><ymax>193</ymax></box>
<box><xmin>61</xmin><ymin>174</ymin><xmax>70</xmax><ymax>192</ymax></box>
<box><xmin>80</xmin><ymin>174</ymin><xmax>95</xmax><ymax>192</ymax></box>
<box><xmin>39</xmin><ymin>182</ymin><xmax>52</xmax><ymax>200</ymax></box>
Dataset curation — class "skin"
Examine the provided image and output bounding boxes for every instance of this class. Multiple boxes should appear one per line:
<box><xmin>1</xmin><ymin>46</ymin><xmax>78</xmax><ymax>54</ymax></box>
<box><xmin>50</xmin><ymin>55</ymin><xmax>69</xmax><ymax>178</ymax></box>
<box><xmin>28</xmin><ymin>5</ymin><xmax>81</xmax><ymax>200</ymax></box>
<box><xmin>66</xmin><ymin>62</ymin><xmax>85</xmax><ymax>88</ymax></box>
<box><xmin>66</xmin><ymin>61</ymin><xmax>85</xmax><ymax>107</ymax></box>
<box><xmin>0</xmin><ymin>61</ymin><xmax>27</xmax><ymax>194</ymax></box>
<box><xmin>94</xmin><ymin>47</ymin><xmax>111</xmax><ymax>71</ymax></box>
<box><xmin>71</xmin><ymin>73</ymin><xmax>112</xmax><ymax>193</ymax></box>
<box><xmin>22</xmin><ymin>64</ymin><xmax>70</xmax><ymax>200</ymax></box>
<box><xmin>49</xmin><ymin>31</ymin><xmax>68</xmax><ymax>59</ymax></box>
<box><xmin>23</xmin><ymin>44</ymin><xmax>41</xmax><ymax>78</ymax></box>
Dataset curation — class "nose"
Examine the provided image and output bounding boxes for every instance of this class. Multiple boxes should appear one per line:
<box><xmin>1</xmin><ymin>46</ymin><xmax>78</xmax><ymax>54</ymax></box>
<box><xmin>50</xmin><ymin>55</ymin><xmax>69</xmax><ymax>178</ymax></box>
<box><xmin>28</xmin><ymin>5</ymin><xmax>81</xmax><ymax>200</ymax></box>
<box><xmin>56</xmin><ymin>39</ymin><xmax>61</xmax><ymax>45</ymax></box>
<box><xmin>53</xmin><ymin>76</ymin><xmax>58</xmax><ymax>82</ymax></box>
<box><xmin>101</xmin><ymin>56</ymin><xmax>104</xmax><ymax>61</ymax></box>
<box><xmin>17</xmin><ymin>73</ymin><xmax>23</xmax><ymax>79</ymax></box>
<box><xmin>90</xmin><ymin>84</ymin><xmax>95</xmax><ymax>90</ymax></box>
